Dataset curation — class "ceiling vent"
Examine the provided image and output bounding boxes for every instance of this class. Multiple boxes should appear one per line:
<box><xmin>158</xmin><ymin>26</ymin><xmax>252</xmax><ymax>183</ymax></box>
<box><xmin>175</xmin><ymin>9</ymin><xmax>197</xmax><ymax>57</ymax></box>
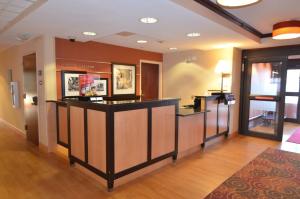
<box><xmin>116</xmin><ymin>31</ymin><xmax>136</xmax><ymax>37</ymax></box>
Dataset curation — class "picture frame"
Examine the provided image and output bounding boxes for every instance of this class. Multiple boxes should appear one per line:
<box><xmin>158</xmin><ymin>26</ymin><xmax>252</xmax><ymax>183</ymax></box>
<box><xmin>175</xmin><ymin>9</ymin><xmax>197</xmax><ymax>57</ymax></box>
<box><xmin>92</xmin><ymin>77</ymin><xmax>108</xmax><ymax>97</ymax></box>
<box><xmin>112</xmin><ymin>63</ymin><xmax>136</xmax><ymax>96</ymax></box>
<box><xmin>61</xmin><ymin>71</ymin><xmax>86</xmax><ymax>98</ymax></box>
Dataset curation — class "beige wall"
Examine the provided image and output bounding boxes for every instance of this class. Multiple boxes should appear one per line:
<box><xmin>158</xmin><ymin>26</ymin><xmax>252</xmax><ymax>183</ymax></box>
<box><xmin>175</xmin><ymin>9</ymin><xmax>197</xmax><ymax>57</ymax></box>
<box><xmin>163</xmin><ymin>47</ymin><xmax>242</xmax><ymax>134</ymax></box>
<box><xmin>0</xmin><ymin>35</ymin><xmax>56</xmax><ymax>147</ymax></box>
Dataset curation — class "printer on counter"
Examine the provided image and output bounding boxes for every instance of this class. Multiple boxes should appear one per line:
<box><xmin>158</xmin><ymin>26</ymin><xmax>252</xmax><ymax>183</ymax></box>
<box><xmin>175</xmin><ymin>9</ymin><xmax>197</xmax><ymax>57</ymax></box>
<box><xmin>211</xmin><ymin>92</ymin><xmax>236</xmax><ymax>105</ymax></box>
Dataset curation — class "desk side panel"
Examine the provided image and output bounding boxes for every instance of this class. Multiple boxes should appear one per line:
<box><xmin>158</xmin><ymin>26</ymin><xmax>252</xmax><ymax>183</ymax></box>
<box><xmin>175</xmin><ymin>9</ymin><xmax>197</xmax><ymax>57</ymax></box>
<box><xmin>70</xmin><ymin>106</ymin><xmax>85</xmax><ymax>161</ymax></box>
<box><xmin>206</xmin><ymin>100</ymin><xmax>218</xmax><ymax>138</ymax></box>
<box><xmin>152</xmin><ymin>105</ymin><xmax>175</xmax><ymax>159</ymax></box>
<box><xmin>114</xmin><ymin>109</ymin><xmax>148</xmax><ymax>173</ymax></box>
<box><xmin>87</xmin><ymin>110</ymin><xmax>106</xmax><ymax>172</ymax></box>
<box><xmin>58</xmin><ymin>106</ymin><xmax>68</xmax><ymax>145</ymax></box>
<box><xmin>218</xmin><ymin>103</ymin><xmax>229</xmax><ymax>133</ymax></box>
<box><xmin>178</xmin><ymin>114</ymin><xmax>204</xmax><ymax>153</ymax></box>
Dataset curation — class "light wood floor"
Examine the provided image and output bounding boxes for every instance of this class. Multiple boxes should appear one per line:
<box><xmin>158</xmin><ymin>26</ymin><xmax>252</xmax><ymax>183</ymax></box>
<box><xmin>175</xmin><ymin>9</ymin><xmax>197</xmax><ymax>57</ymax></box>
<box><xmin>0</xmin><ymin>122</ymin><xmax>298</xmax><ymax>199</ymax></box>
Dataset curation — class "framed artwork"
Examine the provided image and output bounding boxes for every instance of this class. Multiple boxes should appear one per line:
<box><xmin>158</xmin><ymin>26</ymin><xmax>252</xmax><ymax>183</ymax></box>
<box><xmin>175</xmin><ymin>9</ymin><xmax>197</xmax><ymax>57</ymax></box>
<box><xmin>112</xmin><ymin>63</ymin><xmax>136</xmax><ymax>96</ymax></box>
<box><xmin>79</xmin><ymin>75</ymin><xmax>108</xmax><ymax>97</ymax></box>
<box><xmin>61</xmin><ymin>71</ymin><xmax>86</xmax><ymax>97</ymax></box>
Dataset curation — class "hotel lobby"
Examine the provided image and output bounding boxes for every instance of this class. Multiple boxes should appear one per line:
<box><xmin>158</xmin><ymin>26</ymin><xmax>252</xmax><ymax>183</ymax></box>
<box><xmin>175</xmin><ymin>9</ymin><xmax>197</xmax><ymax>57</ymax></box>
<box><xmin>0</xmin><ymin>0</ymin><xmax>300</xmax><ymax>198</ymax></box>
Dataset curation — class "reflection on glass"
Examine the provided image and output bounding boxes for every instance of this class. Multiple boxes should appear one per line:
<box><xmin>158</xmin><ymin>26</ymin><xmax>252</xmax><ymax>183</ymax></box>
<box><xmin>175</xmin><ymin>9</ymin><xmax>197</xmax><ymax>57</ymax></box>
<box><xmin>248</xmin><ymin>100</ymin><xmax>278</xmax><ymax>135</ymax></box>
<box><xmin>286</xmin><ymin>69</ymin><xmax>300</xmax><ymax>92</ymax></box>
<box><xmin>250</xmin><ymin>63</ymin><xmax>281</xmax><ymax>96</ymax></box>
<box><xmin>285</xmin><ymin>96</ymin><xmax>298</xmax><ymax>119</ymax></box>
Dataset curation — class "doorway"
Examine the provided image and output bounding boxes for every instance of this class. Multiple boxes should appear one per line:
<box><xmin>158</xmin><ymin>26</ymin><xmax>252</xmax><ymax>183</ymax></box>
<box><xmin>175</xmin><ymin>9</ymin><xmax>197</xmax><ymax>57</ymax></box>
<box><xmin>23</xmin><ymin>53</ymin><xmax>39</xmax><ymax>145</ymax></box>
<box><xmin>282</xmin><ymin>59</ymin><xmax>300</xmax><ymax>141</ymax></box>
<box><xmin>140</xmin><ymin>61</ymin><xmax>162</xmax><ymax>100</ymax></box>
<box><xmin>284</xmin><ymin>60</ymin><xmax>300</xmax><ymax>123</ymax></box>
<box><xmin>240</xmin><ymin>58</ymin><xmax>286</xmax><ymax>141</ymax></box>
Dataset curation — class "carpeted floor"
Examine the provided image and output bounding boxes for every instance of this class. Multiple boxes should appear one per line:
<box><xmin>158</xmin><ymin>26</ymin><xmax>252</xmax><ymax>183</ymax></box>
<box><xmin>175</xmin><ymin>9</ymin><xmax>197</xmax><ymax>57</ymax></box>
<box><xmin>205</xmin><ymin>148</ymin><xmax>300</xmax><ymax>199</ymax></box>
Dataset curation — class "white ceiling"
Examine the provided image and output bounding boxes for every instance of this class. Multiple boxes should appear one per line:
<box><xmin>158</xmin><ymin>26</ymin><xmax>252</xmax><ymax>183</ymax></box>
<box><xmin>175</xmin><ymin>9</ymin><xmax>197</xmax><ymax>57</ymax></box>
<box><xmin>0</xmin><ymin>0</ymin><xmax>300</xmax><ymax>53</ymax></box>
<box><xmin>214</xmin><ymin>0</ymin><xmax>300</xmax><ymax>34</ymax></box>
<box><xmin>0</xmin><ymin>0</ymin><xmax>33</xmax><ymax>29</ymax></box>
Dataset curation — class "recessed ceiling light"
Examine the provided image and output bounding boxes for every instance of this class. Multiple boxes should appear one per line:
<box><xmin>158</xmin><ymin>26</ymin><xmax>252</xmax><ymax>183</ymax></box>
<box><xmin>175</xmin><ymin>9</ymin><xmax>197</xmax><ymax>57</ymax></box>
<box><xmin>273</xmin><ymin>20</ymin><xmax>300</xmax><ymax>40</ymax></box>
<box><xmin>216</xmin><ymin>0</ymin><xmax>262</xmax><ymax>8</ymax></box>
<box><xmin>82</xmin><ymin>31</ymin><xmax>97</xmax><ymax>36</ymax></box>
<box><xmin>16</xmin><ymin>33</ymin><xmax>31</xmax><ymax>41</ymax></box>
<box><xmin>169</xmin><ymin>47</ymin><xmax>178</xmax><ymax>50</ymax></box>
<box><xmin>140</xmin><ymin>17</ymin><xmax>158</xmax><ymax>24</ymax></box>
<box><xmin>137</xmin><ymin>40</ymin><xmax>148</xmax><ymax>44</ymax></box>
<box><xmin>187</xmin><ymin>32</ymin><xmax>201</xmax><ymax>37</ymax></box>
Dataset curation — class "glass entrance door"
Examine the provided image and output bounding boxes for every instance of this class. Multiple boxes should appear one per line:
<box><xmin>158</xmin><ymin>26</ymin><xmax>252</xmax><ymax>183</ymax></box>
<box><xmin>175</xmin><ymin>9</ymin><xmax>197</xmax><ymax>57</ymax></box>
<box><xmin>241</xmin><ymin>59</ymin><xmax>286</xmax><ymax>140</ymax></box>
<box><xmin>285</xmin><ymin>67</ymin><xmax>300</xmax><ymax>123</ymax></box>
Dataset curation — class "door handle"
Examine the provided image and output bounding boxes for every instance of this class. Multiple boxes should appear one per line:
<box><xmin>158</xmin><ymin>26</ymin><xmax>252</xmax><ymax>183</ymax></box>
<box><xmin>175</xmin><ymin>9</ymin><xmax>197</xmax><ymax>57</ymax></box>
<box><xmin>32</xmin><ymin>96</ymin><xmax>38</xmax><ymax>106</ymax></box>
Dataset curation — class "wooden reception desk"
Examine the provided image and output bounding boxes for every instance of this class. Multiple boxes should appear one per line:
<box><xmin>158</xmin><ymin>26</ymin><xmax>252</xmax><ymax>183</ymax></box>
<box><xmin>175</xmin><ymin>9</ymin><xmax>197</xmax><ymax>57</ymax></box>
<box><xmin>48</xmin><ymin>98</ymin><xmax>179</xmax><ymax>190</ymax></box>
<box><xmin>47</xmin><ymin>94</ymin><xmax>232</xmax><ymax>191</ymax></box>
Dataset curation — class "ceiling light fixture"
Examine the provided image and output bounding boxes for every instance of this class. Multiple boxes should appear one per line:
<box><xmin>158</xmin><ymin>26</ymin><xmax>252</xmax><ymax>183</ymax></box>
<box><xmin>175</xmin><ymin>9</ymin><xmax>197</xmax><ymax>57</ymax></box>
<box><xmin>16</xmin><ymin>33</ymin><xmax>31</xmax><ymax>41</ymax></box>
<box><xmin>137</xmin><ymin>40</ymin><xmax>148</xmax><ymax>44</ymax></box>
<box><xmin>272</xmin><ymin>20</ymin><xmax>300</xmax><ymax>40</ymax></box>
<box><xmin>187</xmin><ymin>32</ymin><xmax>201</xmax><ymax>37</ymax></box>
<box><xmin>140</xmin><ymin>17</ymin><xmax>158</xmax><ymax>24</ymax></box>
<box><xmin>82</xmin><ymin>31</ymin><xmax>97</xmax><ymax>36</ymax></box>
<box><xmin>216</xmin><ymin>0</ymin><xmax>262</xmax><ymax>8</ymax></box>
<box><xmin>169</xmin><ymin>47</ymin><xmax>178</xmax><ymax>50</ymax></box>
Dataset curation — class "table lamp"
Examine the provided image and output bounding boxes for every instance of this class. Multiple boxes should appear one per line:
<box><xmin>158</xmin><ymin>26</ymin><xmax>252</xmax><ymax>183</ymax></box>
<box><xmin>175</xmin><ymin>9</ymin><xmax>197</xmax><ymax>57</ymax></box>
<box><xmin>215</xmin><ymin>60</ymin><xmax>231</xmax><ymax>93</ymax></box>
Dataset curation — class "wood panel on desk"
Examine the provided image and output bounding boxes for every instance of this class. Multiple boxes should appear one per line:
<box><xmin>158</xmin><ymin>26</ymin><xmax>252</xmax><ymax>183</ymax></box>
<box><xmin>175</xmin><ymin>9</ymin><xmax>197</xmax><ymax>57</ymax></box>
<box><xmin>70</xmin><ymin>106</ymin><xmax>85</xmax><ymax>161</ymax></box>
<box><xmin>87</xmin><ymin>110</ymin><xmax>106</xmax><ymax>172</ymax></box>
<box><xmin>58</xmin><ymin>106</ymin><xmax>68</xmax><ymax>144</ymax></box>
<box><xmin>152</xmin><ymin>105</ymin><xmax>175</xmax><ymax>159</ymax></box>
<box><xmin>178</xmin><ymin>114</ymin><xmax>204</xmax><ymax>153</ymax></box>
<box><xmin>114</xmin><ymin>109</ymin><xmax>148</xmax><ymax>173</ymax></box>
<box><xmin>206</xmin><ymin>100</ymin><xmax>218</xmax><ymax>138</ymax></box>
<box><xmin>218</xmin><ymin>103</ymin><xmax>229</xmax><ymax>133</ymax></box>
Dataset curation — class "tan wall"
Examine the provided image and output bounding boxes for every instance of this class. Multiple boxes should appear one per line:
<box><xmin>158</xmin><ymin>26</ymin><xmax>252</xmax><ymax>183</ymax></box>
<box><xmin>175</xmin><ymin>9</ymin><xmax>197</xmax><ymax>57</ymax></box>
<box><xmin>163</xmin><ymin>48</ymin><xmax>234</xmax><ymax>105</ymax></box>
<box><xmin>163</xmin><ymin>47</ymin><xmax>242</xmax><ymax>134</ymax></box>
<box><xmin>230</xmin><ymin>48</ymin><xmax>242</xmax><ymax>134</ymax></box>
<box><xmin>0</xmin><ymin>35</ymin><xmax>56</xmax><ymax>147</ymax></box>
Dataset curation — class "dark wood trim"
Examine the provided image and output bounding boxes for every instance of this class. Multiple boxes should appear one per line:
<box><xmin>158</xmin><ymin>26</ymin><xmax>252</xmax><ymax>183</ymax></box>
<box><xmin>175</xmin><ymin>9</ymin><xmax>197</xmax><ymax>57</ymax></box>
<box><xmin>284</xmin><ymin>62</ymin><xmax>300</xmax><ymax>123</ymax></box>
<box><xmin>193</xmin><ymin>0</ymin><xmax>271</xmax><ymax>38</ymax></box>
<box><xmin>239</xmin><ymin>57</ymin><xmax>287</xmax><ymax>141</ymax></box>
<box><xmin>65</xmin><ymin>98</ymin><xmax>179</xmax><ymax>191</ymax></box>
<box><xmin>261</xmin><ymin>33</ymin><xmax>273</xmax><ymax>38</ymax></box>
<box><xmin>243</xmin><ymin>44</ymin><xmax>300</xmax><ymax>58</ymax></box>
<box><xmin>84</xmin><ymin>109</ymin><xmax>88</xmax><ymax>163</ymax></box>
<box><xmin>106</xmin><ymin>108</ymin><xmax>114</xmax><ymax>191</ymax></box>
<box><xmin>69</xmin><ymin>156</ymin><xmax>107</xmax><ymax>179</ymax></box>
<box><xmin>114</xmin><ymin>152</ymin><xmax>175</xmax><ymax>179</ymax></box>
<box><xmin>56</xmin><ymin>103</ymin><xmax>69</xmax><ymax>148</ymax></box>
<box><xmin>147</xmin><ymin>108</ymin><xmax>152</xmax><ymax>161</ymax></box>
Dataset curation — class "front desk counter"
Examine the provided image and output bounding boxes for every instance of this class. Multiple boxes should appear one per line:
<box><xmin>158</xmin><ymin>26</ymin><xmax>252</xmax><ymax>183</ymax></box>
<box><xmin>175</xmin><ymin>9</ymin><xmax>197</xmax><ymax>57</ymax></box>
<box><xmin>177</xmin><ymin>94</ymin><xmax>232</xmax><ymax>154</ymax></box>
<box><xmin>47</xmin><ymin>98</ymin><xmax>179</xmax><ymax>190</ymax></box>
<box><xmin>47</xmin><ymin>95</ymin><xmax>232</xmax><ymax>191</ymax></box>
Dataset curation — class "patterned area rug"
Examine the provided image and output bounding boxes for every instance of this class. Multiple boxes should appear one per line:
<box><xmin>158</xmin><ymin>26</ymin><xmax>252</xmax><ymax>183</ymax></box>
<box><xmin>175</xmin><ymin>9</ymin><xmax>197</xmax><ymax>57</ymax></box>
<box><xmin>205</xmin><ymin>148</ymin><xmax>300</xmax><ymax>199</ymax></box>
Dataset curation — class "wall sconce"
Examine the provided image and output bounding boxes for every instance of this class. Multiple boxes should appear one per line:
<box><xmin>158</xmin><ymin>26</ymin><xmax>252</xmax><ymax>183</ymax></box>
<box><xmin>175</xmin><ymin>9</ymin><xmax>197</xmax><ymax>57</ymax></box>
<box><xmin>215</xmin><ymin>60</ymin><xmax>231</xmax><ymax>93</ymax></box>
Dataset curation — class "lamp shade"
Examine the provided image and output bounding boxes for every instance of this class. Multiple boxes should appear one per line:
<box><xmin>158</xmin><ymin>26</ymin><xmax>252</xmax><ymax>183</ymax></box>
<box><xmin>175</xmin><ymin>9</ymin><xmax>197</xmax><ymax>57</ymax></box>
<box><xmin>272</xmin><ymin>20</ymin><xmax>300</xmax><ymax>40</ymax></box>
<box><xmin>216</xmin><ymin>0</ymin><xmax>262</xmax><ymax>8</ymax></box>
<box><xmin>215</xmin><ymin>60</ymin><xmax>231</xmax><ymax>74</ymax></box>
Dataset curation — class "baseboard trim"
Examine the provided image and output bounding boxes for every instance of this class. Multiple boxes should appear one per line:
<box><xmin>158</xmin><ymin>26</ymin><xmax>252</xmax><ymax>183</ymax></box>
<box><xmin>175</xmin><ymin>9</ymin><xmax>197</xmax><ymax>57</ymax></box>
<box><xmin>0</xmin><ymin>118</ymin><xmax>26</xmax><ymax>137</ymax></box>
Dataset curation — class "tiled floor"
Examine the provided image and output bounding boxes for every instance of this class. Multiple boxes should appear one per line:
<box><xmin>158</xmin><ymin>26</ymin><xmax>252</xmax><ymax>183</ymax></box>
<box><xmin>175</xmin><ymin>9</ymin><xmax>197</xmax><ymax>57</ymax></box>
<box><xmin>280</xmin><ymin>122</ymin><xmax>300</xmax><ymax>153</ymax></box>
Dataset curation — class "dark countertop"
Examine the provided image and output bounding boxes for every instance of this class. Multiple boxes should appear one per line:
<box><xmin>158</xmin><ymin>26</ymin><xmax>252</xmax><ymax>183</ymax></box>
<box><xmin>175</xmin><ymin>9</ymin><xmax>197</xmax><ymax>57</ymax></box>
<box><xmin>177</xmin><ymin>108</ymin><xmax>208</xmax><ymax>117</ymax></box>
<box><xmin>47</xmin><ymin>98</ymin><xmax>180</xmax><ymax>106</ymax></box>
